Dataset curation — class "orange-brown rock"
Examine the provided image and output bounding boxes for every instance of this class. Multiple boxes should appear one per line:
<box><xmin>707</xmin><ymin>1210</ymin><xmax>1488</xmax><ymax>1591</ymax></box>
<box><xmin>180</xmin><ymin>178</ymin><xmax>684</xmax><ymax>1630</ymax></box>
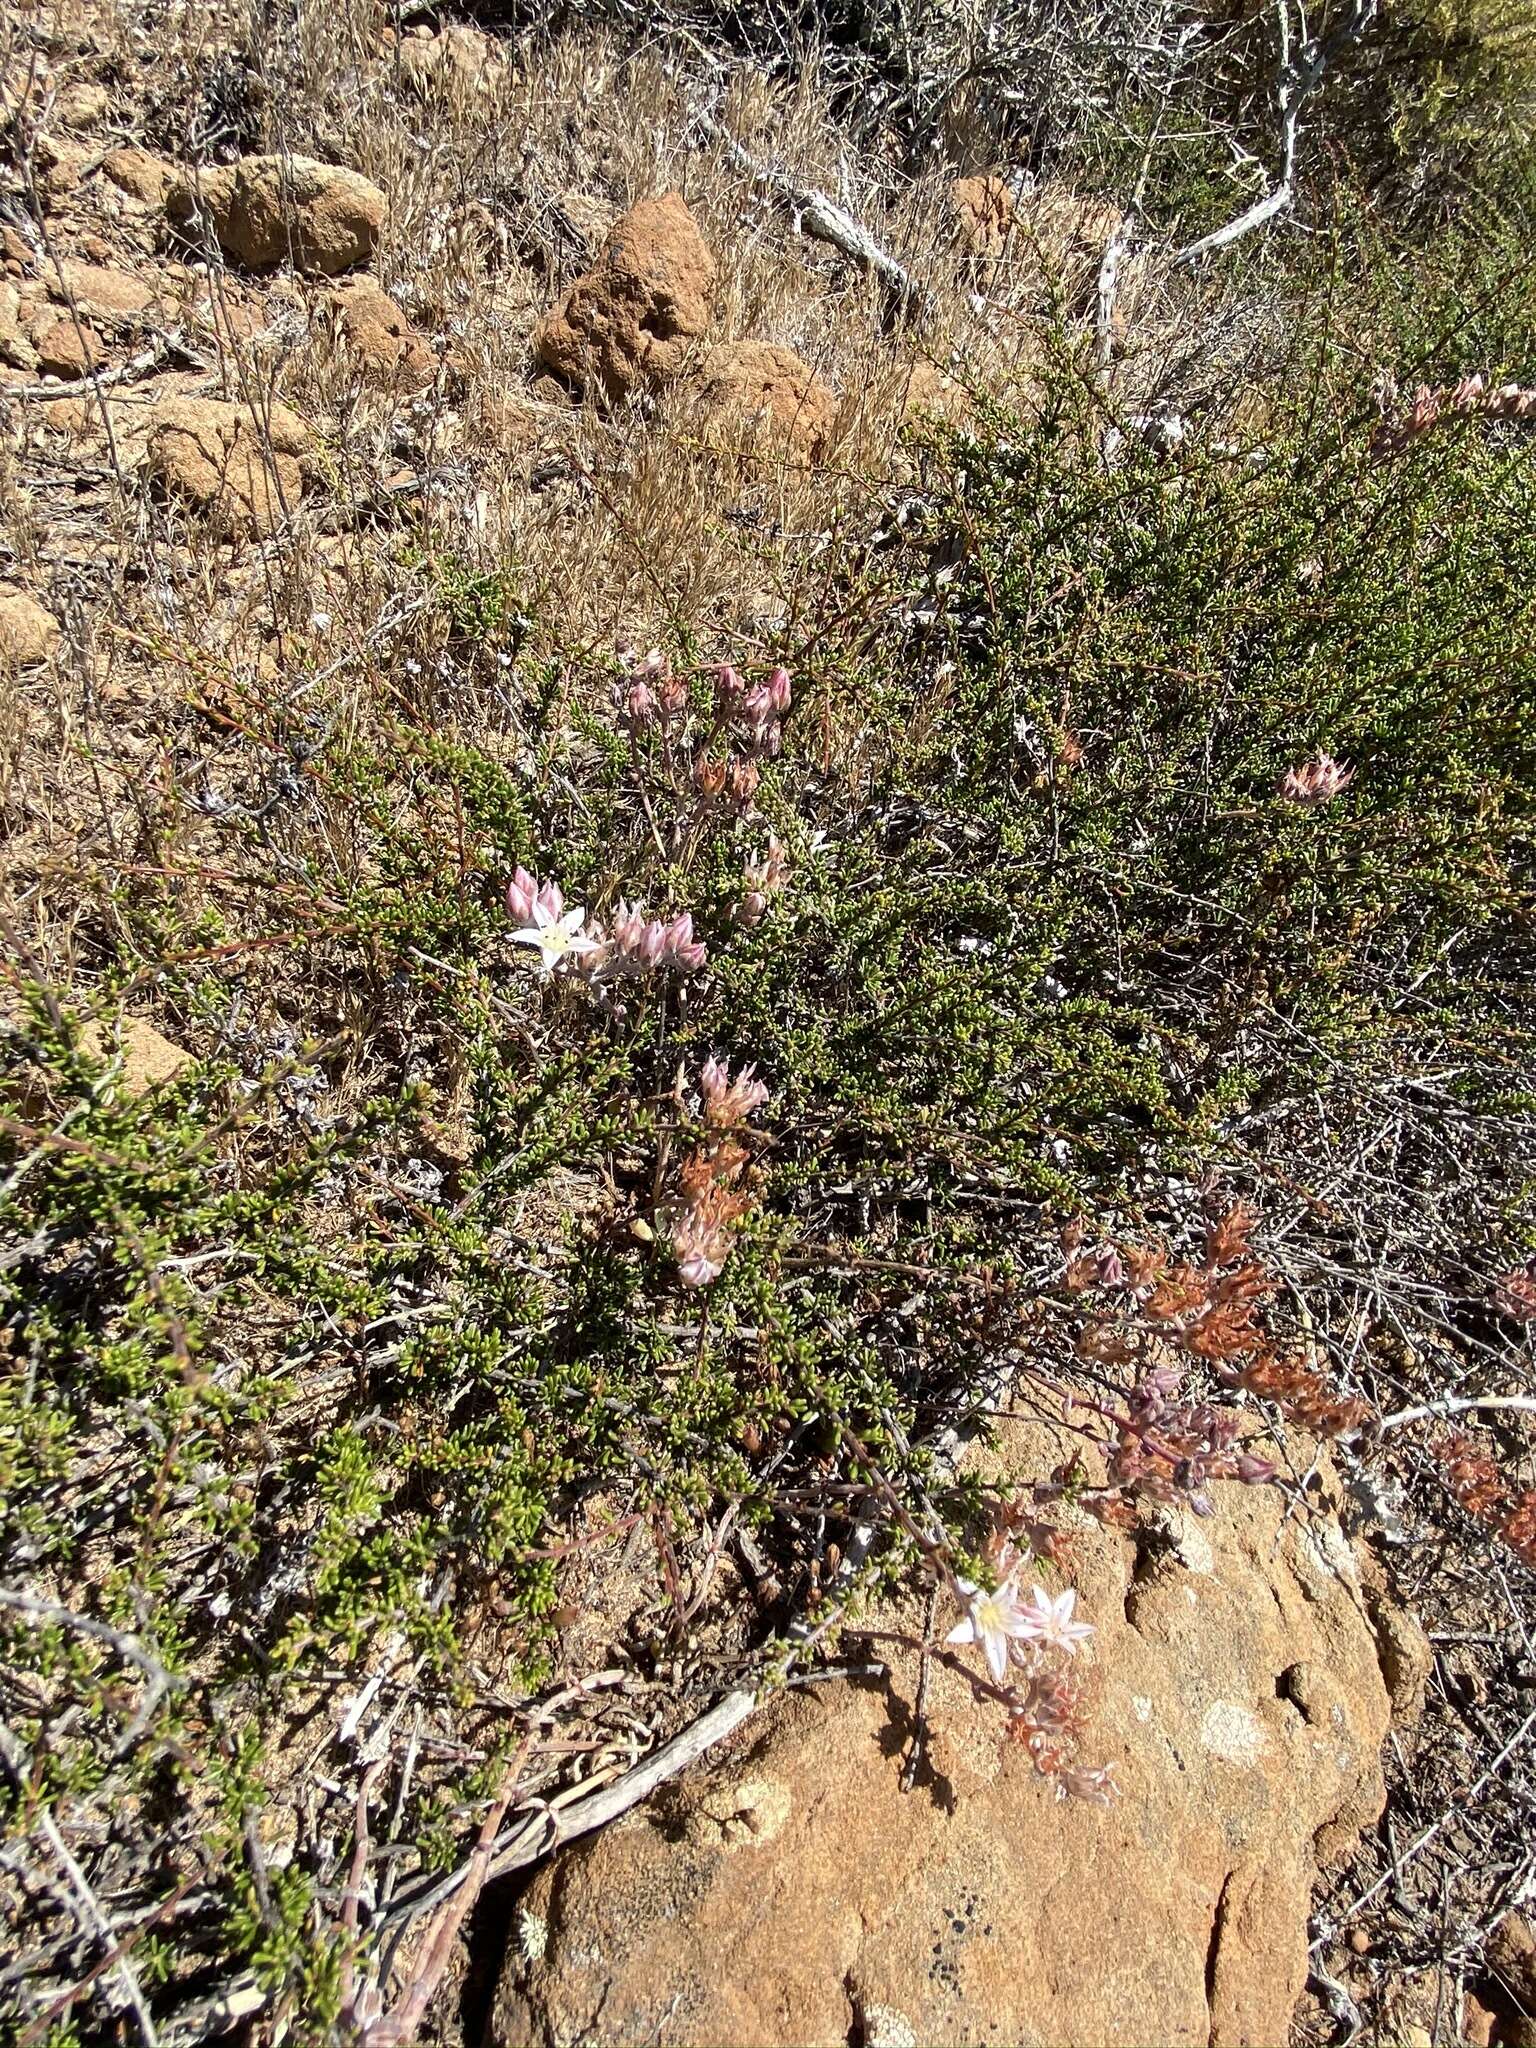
<box><xmin>0</xmin><ymin>588</ymin><xmax>61</xmax><ymax>669</ymax></box>
<box><xmin>950</xmin><ymin>172</ymin><xmax>1017</xmax><ymax>258</ymax></box>
<box><xmin>30</xmin><ymin>311</ymin><xmax>102</xmax><ymax>379</ymax></box>
<box><xmin>50</xmin><ymin>259</ymin><xmax>157</xmax><ymax>326</ymax></box>
<box><xmin>143</xmin><ymin>396</ymin><xmax>314</xmax><ymax>539</ymax></box>
<box><xmin>167</xmin><ymin>155</ymin><xmax>386</xmax><ymax>276</ymax></box>
<box><xmin>534</xmin><ymin>192</ymin><xmax>716</xmax><ymax>402</ymax></box>
<box><xmin>80</xmin><ymin>1016</ymin><xmax>193</xmax><ymax>1095</ymax></box>
<box><xmin>102</xmin><ymin>146</ymin><xmax>174</xmax><ymax>207</ymax></box>
<box><xmin>495</xmin><ymin>1474</ymin><xmax>1414</xmax><ymax>2048</ymax></box>
<box><xmin>899</xmin><ymin>358</ymin><xmax>968</xmax><ymax>422</ymax></box>
<box><xmin>328</xmin><ymin>276</ymin><xmax>435</xmax><ymax>391</ymax></box>
<box><xmin>1490</xmin><ymin>1915</ymin><xmax>1536</xmax><ymax>2010</ymax></box>
<box><xmin>692</xmin><ymin>340</ymin><xmax>837</xmax><ymax>461</ymax></box>
<box><xmin>1</xmin><ymin>226</ymin><xmax>34</xmax><ymax>275</ymax></box>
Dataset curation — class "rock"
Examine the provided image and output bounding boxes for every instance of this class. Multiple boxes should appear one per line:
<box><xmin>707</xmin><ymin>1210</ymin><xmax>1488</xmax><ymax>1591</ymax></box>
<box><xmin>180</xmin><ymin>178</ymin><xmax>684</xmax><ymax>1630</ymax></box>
<box><xmin>495</xmin><ymin>1472</ymin><xmax>1413</xmax><ymax>2048</ymax></box>
<box><xmin>143</xmin><ymin>396</ymin><xmax>314</xmax><ymax>538</ymax></box>
<box><xmin>398</xmin><ymin>23</ymin><xmax>506</xmax><ymax>94</ymax></box>
<box><xmin>80</xmin><ymin>1016</ymin><xmax>192</xmax><ymax>1094</ymax></box>
<box><xmin>692</xmin><ymin>340</ymin><xmax>837</xmax><ymax>461</ymax></box>
<box><xmin>32</xmin><ymin>133</ymin><xmax>93</xmax><ymax>204</ymax></box>
<box><xmin>328</xmin><ymin>277</ymin><xmax>435</xmax><ymax>391</ymax></box>
<box><xmin>950</xmin><ymin>173</ymin><xmax>1017</xmax><ymax>259</ymax></box>
<box><xmin>57</xmin><ymin>79</ymin><xmax>110</xmax><ymax>128</ymax></box>
<box><xmin>1</xmin><ymin>226</ymin><xmax>35</xmax><ymax>275</ymax></box>
<box><xmin>51</xmin><ymin>259</ymin><xmax>156</xmax><ymax>325</ymax></box>
<box><xmin>899</xmin><ymin>358</ymin><xmax>968</xmax><ymax>423</ymax></box>
<box><xmin>102</xmin><ymin>146</ymin><xmax>174</xmax><ymax>207</ymax></box>
<box><xmin>0</xmin><ymin>282</ymin><xmax>41</xmax><ymax>371</ymax></box>
<box><xmin>167</xmin><ymin>155</ymin><xmax>386</xmax><ymax>276</ymax></box>
<box><xmin>533</xmin><ymin>192</ymin><xmax>716</xmax><ymax>402</ymax></box>
<box><xmin>29</xmin><ymin>312</ymin><xmax>102</xmax><ymax>379</ymax></box>
<box><xmin>1463</xmin><ymin>1994</ymin><xmax>1497</xmax><ymax>2048</ymax></box>
<box><xmin>0</xmin><ymin>589</ymin><xmax>61</xmax><ymax>668</ymax></box>
<box><xmin>1489</xmin><ymin>1914</ymin><xmax>1536</xmax><ymax>2008</ymax></box>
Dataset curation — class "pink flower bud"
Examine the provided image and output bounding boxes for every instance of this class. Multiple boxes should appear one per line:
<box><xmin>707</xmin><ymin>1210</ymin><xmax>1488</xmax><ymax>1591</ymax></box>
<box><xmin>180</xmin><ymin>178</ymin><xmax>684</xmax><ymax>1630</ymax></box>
<box><xmin>624</xmin><ymin>679</ymin><xmax>656</xmax><ymax>726</ymax></box>
<box><xmin>766</xmin><ymin>666</ymin><xmax>792</xmax><ymax>713</ymax></box>
<box><xmin>1235</xmin><ymin>1452</ymin><xmax>1276</xmax><ymax>1485</ymax></box>
<box><xmin>506</xmin><ymin>866</ymin><xmax>539</xmax><ymax>922</ymax></box>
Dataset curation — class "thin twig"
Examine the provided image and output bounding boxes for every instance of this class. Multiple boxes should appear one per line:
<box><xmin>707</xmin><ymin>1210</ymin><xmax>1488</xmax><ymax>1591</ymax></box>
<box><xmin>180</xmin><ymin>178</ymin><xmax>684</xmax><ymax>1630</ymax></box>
<box><xmin>0</xmin><ymin>1718</ymin><xmax>160</xmax><ymax>2048</ymax></box>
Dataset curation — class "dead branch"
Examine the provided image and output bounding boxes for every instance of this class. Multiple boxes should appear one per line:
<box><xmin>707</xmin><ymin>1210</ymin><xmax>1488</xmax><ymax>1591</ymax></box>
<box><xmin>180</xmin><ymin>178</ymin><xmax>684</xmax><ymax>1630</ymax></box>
<box><xmin>696</xmin><ymin>110</ymin><xmax>929</xmax><ymax>323</ymax></box>
<box><xmin>1173</xmin><ymin>0</ymin><xmax>1376</xmax><ymax>267</ymax></box>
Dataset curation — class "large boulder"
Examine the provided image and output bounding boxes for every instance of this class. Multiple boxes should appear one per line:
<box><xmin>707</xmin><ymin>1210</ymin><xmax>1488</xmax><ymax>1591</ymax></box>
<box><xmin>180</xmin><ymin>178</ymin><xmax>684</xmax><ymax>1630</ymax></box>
<box><xmin>692</xmin><ymin>340</ymin><xmax>837</xmax><ymax>462</ymax></box>
<box><xmin>494</xmin><ymin>1471</ymin><xmax>1413</xmax><ymax>2048</ymax></box>
<box><xmin>167</xmin><ymin>155</ymin><xmax>386</xmax><ymax>276</ymax></box>
<box><xmin>533</xmin><ymin>192</ymin><xmax>716</xmax><ymax>402</ymax></box>
<box><xmin>143</xmin><ymin>396</ymin><xmax>314</xmax><ymax>539</ymax></box>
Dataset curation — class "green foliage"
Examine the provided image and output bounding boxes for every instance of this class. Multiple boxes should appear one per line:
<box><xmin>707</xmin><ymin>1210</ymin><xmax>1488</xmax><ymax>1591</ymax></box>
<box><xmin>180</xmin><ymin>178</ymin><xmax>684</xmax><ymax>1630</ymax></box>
<box><xmin>4</xmin><ymin>177</ymin><xmax>1536</xmax><ymax>2039</ymax></box>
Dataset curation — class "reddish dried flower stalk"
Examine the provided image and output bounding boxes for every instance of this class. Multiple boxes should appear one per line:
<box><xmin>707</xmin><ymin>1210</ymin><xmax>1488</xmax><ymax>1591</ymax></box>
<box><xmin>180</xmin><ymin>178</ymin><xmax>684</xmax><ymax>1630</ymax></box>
<box><xmin>1372</xmin><ymin>371</ymin><xmax>1536</xmax><ymax>456</ymax></box>
<box><xmin>1437</xmin><ymin>1432</ymin><xmax>1536</xmax><ymax>1570</ymax></box>
<box><xmin>1493</xmin><ymin>1264</ymin><xmax>1536</xmax><ymax>1325</ymax></box>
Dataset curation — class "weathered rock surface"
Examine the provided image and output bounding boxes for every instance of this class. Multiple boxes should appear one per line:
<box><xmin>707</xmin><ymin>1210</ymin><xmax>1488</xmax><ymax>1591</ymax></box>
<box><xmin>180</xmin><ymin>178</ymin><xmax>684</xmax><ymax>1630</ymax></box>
<box><xmin>534</xmin><ymin>192</ymin><xmax>716</xmax><ymax>401</ymax></box>
<box><xmin>0</xmin><ymin>282</ymin><xmax>41</xmax><ymax>372</ymax></box>
<box><xmin>397</xmin><ymin>23</ymin><xmax>507</xmax><ymax>95</ymax></box>
<box><xmin>30</xmin><ymin>311</ymin><xmax>102</xmax><ymax>379</ymax></box>
<box><xmin>52</xmin><ymin>259</ymin><xmax>157</xmax><ymax>325</ymax></box>
<box><xmin>80</xmin><ymin>1016</ymin><xmax>193</xmax><ymax>1095</ymax></box>
<box><xmin>495</xmin><ymin>1473</ymin><xmax>1414</xmax><ymax>2048</ymax></box>
<box><xmin>167</xmin><ymin>155</ymin><xmax>386</xmax><ymax>275</ymax></box>
<box><xmin>328</xmin><ymin>276</ymin><xmax>435</xmax><ymax>390</ymax></box>
<box><xmin>102</xmin><ymin>146</ymin><xmax>174</xmax><ymax>207</ymax></box>
<box><xmin>950</xmin><ymin>172</ymin><xmax>1018</xmax><ymax>258</ymax></box>
<box><xmin>692</xmin><ymin>339</ymin><xmax>837</xmax><ymax>461</ymax></box>
<box><xmin>143</xmin><ymin>396</ymin><xmax>314</xmax><ymax>538</ymax></box>
<box><xmin>0</xmin><ymin>589</ymin><xmax>61</xmax><ymax>668</ymax></box>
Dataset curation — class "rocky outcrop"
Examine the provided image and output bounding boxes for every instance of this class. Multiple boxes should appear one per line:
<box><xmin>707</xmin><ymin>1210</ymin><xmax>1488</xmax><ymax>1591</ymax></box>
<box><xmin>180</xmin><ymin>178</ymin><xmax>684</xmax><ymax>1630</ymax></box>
<box><xmin>533</xmin><ymin>192</ymin><xmax>716</xmax><ymax>402</ymax></box>
<box><xmin>328</xmin><ymin>277</ymin><xmax>436</xmax><ymax>391</ymax></box>
<box><xmin>166</xmin><ymin>155</ymin><xmax>386</xmax><ymax>275</ymax></box>
<box><xmin>692</xmin><ymin>340</ymin><xmax>837</xmax><ymax>461</ymax></box>
<box><xmin>143</xmin><ymin>397</ymin><xmax>314</xmax><ymax>538</ymax></box>
<box><xmin>495</xmin><ymin>1471</ymin><xmax>1416</xmax><ymax>2048</ymax></box>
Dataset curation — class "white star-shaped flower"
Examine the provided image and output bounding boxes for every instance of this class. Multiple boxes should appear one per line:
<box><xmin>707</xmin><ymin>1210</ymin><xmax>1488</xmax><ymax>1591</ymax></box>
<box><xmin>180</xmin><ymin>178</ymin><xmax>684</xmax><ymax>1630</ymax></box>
<box><xmin>1015</xmin><ymin>1583</ymin><xmax>1095</xmax><ymax>1657</ymax></box>
<box><xmin>511</xmin><ymin>897</ymin><xmax>595</xmax><ymax>975</ymax></box>
<box><xmin>946</xmin><ymin>1576</ymin><xmax>1037</xmax><ymax>1684</ymax></box>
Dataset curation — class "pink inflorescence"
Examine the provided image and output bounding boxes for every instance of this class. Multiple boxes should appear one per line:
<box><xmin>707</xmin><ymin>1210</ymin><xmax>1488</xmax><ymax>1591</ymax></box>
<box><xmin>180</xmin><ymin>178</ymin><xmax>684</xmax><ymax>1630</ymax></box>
<box><xmin>1278</xmin><ymin>751</ymin><xmax>1354</xmax><ymax>807</ymax></box>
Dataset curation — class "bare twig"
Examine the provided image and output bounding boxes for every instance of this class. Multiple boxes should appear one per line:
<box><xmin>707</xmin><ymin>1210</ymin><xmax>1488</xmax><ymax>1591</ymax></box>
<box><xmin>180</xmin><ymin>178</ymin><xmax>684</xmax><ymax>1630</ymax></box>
<box><xmin>696</xmin><ymin>110</ymin><xmax>929</xmax><ymax>322</ymax></box>
<box><xmin>0</xmin><ymin>1717</ymin><xmax>160</xmax><ymax>2048</ymax></box>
